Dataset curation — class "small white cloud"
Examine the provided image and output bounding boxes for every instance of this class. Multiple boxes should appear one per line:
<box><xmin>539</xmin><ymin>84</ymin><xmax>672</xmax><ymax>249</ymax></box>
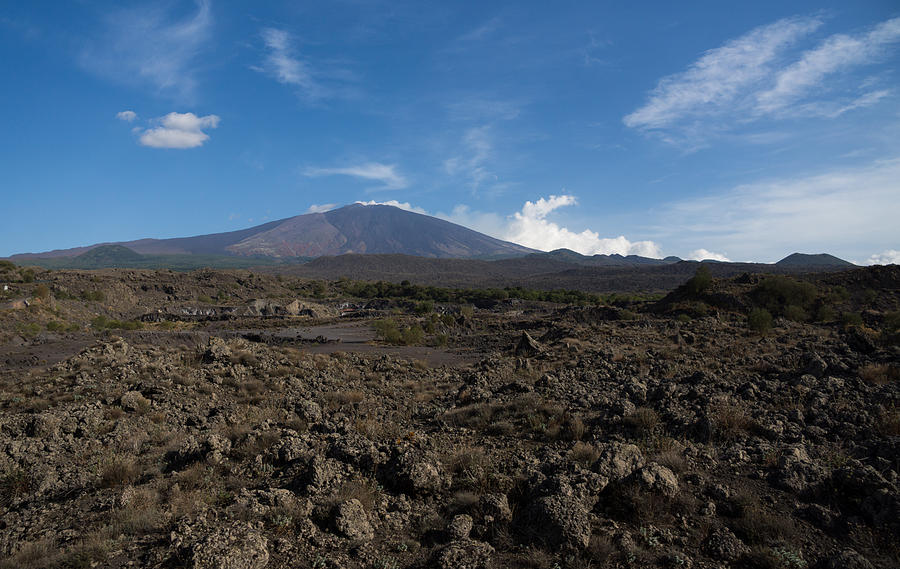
<box><xmin>116</xmin><ymin>110</ymin><xmax>137</xmax><ymax>122</ymax></box>
<box><xmin>137</xmin><ymin>111</ymin><xmax>220</xmax><ymax>149</ymax></box>
<box><xmin>304</xmin><ymin>162</ymin><xmax>408</xmax><ymax>190</ymax></box>
<box><xmin>503</xmin><ymin>195</ymin><xmax>662</xmax><ymax>257</ymax></box>
<box><xmin>688</xmin><ymin>249</ymin><xmax>730</xmax><ymax>262</ymax></box>
<box><xmin>866</xmin><ymin>249</ymin><xmax>900</xmax><ymax>265</ymax></box>
<box><xmin>306</xmin><ymin>203</ymin><xmax>337</xmax><ymax>214</ymax></box>
<box><xmin>355</xmin><ymin>200</ymin><xmax>428</xmax><ymax>214</ymax></box>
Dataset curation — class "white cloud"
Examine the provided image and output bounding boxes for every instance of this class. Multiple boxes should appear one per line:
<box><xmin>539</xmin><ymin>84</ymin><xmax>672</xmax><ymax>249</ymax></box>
<box><xmin>501</xmin><ymin>195</ymin><xmax>662</xmax><ymax>257</ymax></box>
<box><xmin>80</xmin><ymin>0</ymin><xmax>211</xmax><ymax>100</ymax></box>
<box><xmin>624</xmin><ymin>16</ymin><xmax>821</xmax><ymax>131</ymax></box>
<box><xmin>355</xmin><ymin>200</ymin><xmax>428</xmax><ymax>214</ymax></box>
<box><xmin>688</xmin><ymin>249</ymin><xmax>731</xmax><ymax>262</ymax></box>
<box><xmin>305</xmin><ymin>162</ymin><xmax>408</xmax><ymax>190</ymax></box>
<box><xmin>757</xmin><ymin>18</ymin><xmax>900</xmax><ymax>113</ymax></box>
<box><xmin>116</xmin><ymin>110</ymin><xmax>137</xmax><ymax>122</ymax></box>
<box><xmin>137</xmin><ymin>111</ymin><xmax>220</xmax><ymax>149</ymax></box>
<box><xmin>866</xmin><ymin>250</ymin><xmax>900</xmax><ymax>265</ymax></box>
<box><xmin>657</xmin><ymin>157</ymin><xmax>900</xmax><ymax>262</ymax></box>
<box><xmin>306</xmin><ymin>203</ymin><xmax>338</xmax><ymax>214</ymax></box>
<box><xmin>624</xmin><ymin>16</ymin><xmax>900</xmax><ymax>145</ymax></box>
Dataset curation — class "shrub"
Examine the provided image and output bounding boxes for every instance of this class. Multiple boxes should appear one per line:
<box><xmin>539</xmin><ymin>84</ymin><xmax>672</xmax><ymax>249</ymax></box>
<box><xmin>840</xmin><ymin>312</ymin><xmax>864</xmax><ymax>327</ymax></box>
<box><xmin>815</xmin><ymin>305</ymin><xmax>836</xmax><ymax>322</ymax></box>
<box><xmin>748</xmin><ymin>308</ymin><xmax>772</xmax><ymax>333</ymax></box>
<box><xmin>752</xmin><ymin>277</ymin><xmax>817</xmax><ymax>316</ymax></box>
<box><xmin>782</xmin><ymin>305</ymin><xmax>807</xmax><ymax>322</ymax></box>
<box><xmin>33</xmin><ymin>284</ymin><xmax>50</xmax><ymax>300</ymax></box>
<box><xmin>81</xmin><ymin>290</ymin><xmax>105</xmax><ymax>302</ymax></box>
<box><xmin>197</xmin><ymin>294</ymin><xmax>214</xmax><ymax>304</ymax></box>
<box><xmin>414</xmin><ymin>300</ymin><xmax>434</xmax><ymax>315</ymax></box>
<box><xmin>400</xmin><ymin>324</ymin><xmax>424</xmax><ymax>345</ymax></box>
<box><xmin>373</xmin><ymin>318</ymin><xmax>402</xmax><ymax>344</ymax></box>
<box><xmin>21</xmin><ymin>269</ymin><xmax>35</xmax><ymax>283</ymax></box>
<box><xmin>684</xmin><ymin>265</ymin><xmax>712</xmax><ymax>295</ymax></box>
<box><xmin>91</xmin><ymin>316</ymin><xmax>143</xmax><ymax>330</ymax></box>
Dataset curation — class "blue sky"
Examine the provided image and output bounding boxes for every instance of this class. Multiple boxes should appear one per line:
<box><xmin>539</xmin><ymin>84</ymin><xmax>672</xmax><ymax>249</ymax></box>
<box><xmin>1</xmin><ymin>1</ymin><xmax>899</xmax><ymax>263</ymax></box>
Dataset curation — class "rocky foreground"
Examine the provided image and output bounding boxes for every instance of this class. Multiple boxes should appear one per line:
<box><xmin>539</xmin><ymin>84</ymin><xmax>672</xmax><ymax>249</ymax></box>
<box><xmin>0</xmin><ymin>265</ymin><xmax>898</xmax><ymax>568</ymax></box>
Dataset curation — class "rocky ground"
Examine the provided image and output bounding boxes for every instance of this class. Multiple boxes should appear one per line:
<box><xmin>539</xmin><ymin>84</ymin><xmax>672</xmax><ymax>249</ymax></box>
<box><xmin>0</xmin><ymin>263</ymin><xmax>898</xmax><ymax>568</ymax></box>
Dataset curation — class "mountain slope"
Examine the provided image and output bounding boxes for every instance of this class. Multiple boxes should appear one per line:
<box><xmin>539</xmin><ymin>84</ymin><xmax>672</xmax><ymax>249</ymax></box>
<box><xmin>10</xmin><ymin>204</ymin><xmax>537</xmax><ymax>261</ymax></box>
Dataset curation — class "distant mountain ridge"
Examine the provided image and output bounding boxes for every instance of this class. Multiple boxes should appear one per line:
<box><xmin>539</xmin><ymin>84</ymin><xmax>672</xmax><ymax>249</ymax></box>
<box><xmin>10</xmin><ymin>204</ymin><xmax>536</xmax><ymax>261</ymax></box>
<box><xmin>6</xmin><ymin>204</ymin><xmax>857</xmax><ymax>273</ymax></box>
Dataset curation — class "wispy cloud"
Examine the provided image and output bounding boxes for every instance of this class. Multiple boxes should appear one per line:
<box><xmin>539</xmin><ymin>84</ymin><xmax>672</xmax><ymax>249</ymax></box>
<box><xmin>656</xmin><ymin>157</ymin><xmax>900</xmax><ymax>262</ymax></box>
<box><xmin>254</xmin><ymin>28</ymin><xmax>356</xmax><ymax>102</ymax></box>
<box><xmin>624</xmin><ymin>16</ymin><xmax>821</xmax><ymax>132</ymax></box>
<box><xmin>624</xmin><ymin>16</ymin><xmax>900</xmax><ymax>146</ymax></box>
<box><xmin>116</xmin><ymin>110</ymin><xmax>137</xmax><ymax>122</ymax></box>
<box><xmin>304</xmin><ymin>162</ymin><xmax>408</xmax><ymax>190</ymax></box>
<box><xmin>757</xmin><ymin>18</ymin><xmax>900</xmax><ymax>113</ymax></box>
<box><xmin>444</xmin><ymin>126</ymin><xmax>498</xmax><ymax>192</ymax></box>
<box><xmin>136</xmin><ymin>112</ymin><xmax>220</xmax><ymax>149</ymax></box>
<box><xmin>80</xmin><ymin>0</ymin><xmax>211</xmax><ymax>100</ymax></box>
<box><xmin>450</xmin><ymin>17</ymin><xmax>502</xmax><ymax>48</ymax></box>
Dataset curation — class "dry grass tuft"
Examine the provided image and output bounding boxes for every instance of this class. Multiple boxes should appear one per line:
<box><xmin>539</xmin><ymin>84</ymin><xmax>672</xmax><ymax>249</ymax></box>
<box><xmin>569</xmin><ymin>442</ymin><xmax>601</xmax><ymax>467</ymax></box>
<box><xmin>99</xmin><ymin>455</ymin><xmax>140</xmax><ymax>488</ymax></box>
<box><xmin>859</xmin><ymin>363</ymin><xmax>899</xmax><ymax>385</ymax></box>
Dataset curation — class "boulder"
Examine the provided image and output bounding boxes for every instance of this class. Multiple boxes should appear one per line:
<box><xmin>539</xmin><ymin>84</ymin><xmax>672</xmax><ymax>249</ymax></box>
<box><xmin>333</xmin><ymin>499</ymin><xmax>374</xmax><ymax>541</ymax></box>
<box><xmin>191</xmin><ymin>524</ymin><xmax>269</xmax><ymax>569</ymax></box>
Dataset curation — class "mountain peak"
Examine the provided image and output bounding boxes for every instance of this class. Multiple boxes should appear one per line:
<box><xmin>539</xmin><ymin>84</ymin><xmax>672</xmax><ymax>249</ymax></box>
<box><xmin>775</xmin><ymin>253</ymin><xmax>855</xmax><ymax>267</ymax></box>
<box><xmin>12</xmin><ymin>203</ymin><xmax>536</xmax><ymax>261</ymax></box>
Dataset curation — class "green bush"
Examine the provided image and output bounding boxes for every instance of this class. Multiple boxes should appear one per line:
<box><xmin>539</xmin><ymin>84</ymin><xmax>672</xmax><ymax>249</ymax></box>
<box><xmin>782</xmin><ymin>305</ymin><xmax>807</xmax><ymax>322</ymax></box>
<box><xmin>884</xmin><ymin>311</ymin><xmax>900</xmax><ymax>334</ymax></box>
<box><xmin>373</xmin><ymin>319</ymin><xmax>402</xmax><ymax>344</ymax></box>
<box><xmin>752</xmin><ymin>277</ymin><xmax>817</xmax><ymax>316</ymax></box>
<box><xmin>33</xmin><ymin>284</ymin><xmax>50</xmax><ymax>300</ymax></box>
<box><xmin>401</xmin><ymin>325</ymin><xmax>424</xmax><ymax>345</ymax></box>
<box><xmin>373</xmin><ymin>319</ymin><xmax>424</xmax><ymax>345</ymax></box>
<box><xmin>21</xmin><ymin>269</ymin><xmax>35</xmax><ymax>283</ymax></box>
<box><xmin>197</xmin><ymin>294</ymin><xmax>214</xmax><ymax>304</ymax></box>
<box><xmin>81</xmin><ymin>290</ymin><xmax>105</xmax><ymax>302</ymax></box>
<box><xmin>684</xmin><ymin>265</ymin><xmax>712</xmax><ymax>295</ymax></box>
<box><xmin>748</xmin><ymin>308</ymin><xmax>773</xmax><ymax>334</ymax></box>
<box><xmin>414</xmin><ymin>301</ymin><xmax>434</xmax><ymax>315</ymax></box>
<box><xmin>840</xmin><ymin>312</ymin><xmax>863</xmax><ymax>327</ymax></box>
<box><xmin>91</xmin><ymin>315</ymin><xmax>142</xmax><ymax>331</ymax></box>
<box><xmin>815</xmin><ymin>305</ymin><xmax>836</xmax><ymax>322</ymax></box>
